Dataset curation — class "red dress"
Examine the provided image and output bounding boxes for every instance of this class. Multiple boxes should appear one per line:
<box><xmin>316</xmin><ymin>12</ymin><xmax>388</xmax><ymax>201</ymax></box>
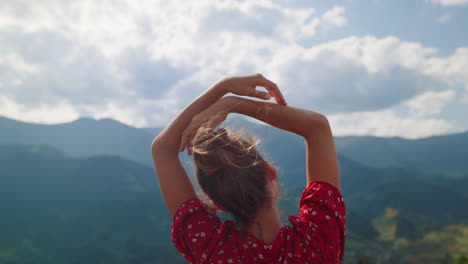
<box><xmin>171</xmin><ymin>181</ymin><xmax>346</xmax><ymax>264</ymax></box>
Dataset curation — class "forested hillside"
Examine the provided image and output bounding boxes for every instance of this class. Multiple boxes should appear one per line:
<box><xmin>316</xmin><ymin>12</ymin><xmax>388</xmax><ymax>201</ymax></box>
<box><xmin>0</xmin><ymin>116</ymin><xmax>159</xmax><ymax>167</ymax></box>
<box><xmin>1</xmin><ymin>116</ymin><xmax>468</xmax><ymax>263</ymax></box>
<box><xmin>0</xmin><ymin>145</ymin><xmax>184</xmax><ymax>264</ymax></box>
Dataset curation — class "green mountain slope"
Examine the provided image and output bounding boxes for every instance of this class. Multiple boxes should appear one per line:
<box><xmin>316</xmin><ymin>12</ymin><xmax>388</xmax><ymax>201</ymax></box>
<box><xmin>1</xmin><ymin>143</ymin><xmax>468</xmax><ymax>263</ymax></box>
<box><xmin>0</xmin><ymin>116</ymin><xmax>160</xmax><ymax>167</ymax></box>
<box><xmin>0</xmin><ymin>116</ymin><xmax>389</xmax><ymax>192</ymax></box>
<box><xmin>334</xmin><ymin>133</ymin><xmax>468</xmax><ymax>175</ymax></box>
<box><xmin>2</xmin><ymin>116</ymin><xmax>468</xmax><ymax>263</ymax></box>
<box><xmin>0</xmin><ymin>144</ymin><xmax>184</xmax><ymax>264</ymax></box>
<box><xmin>5</xmin><ymin>115</ymin><xmax>468</xmax><ymax>177</ymax></box>
<box><xmin>220</xmin><ymin>117</ymin><xmax>468</xmax><ymax>177</ymax></box>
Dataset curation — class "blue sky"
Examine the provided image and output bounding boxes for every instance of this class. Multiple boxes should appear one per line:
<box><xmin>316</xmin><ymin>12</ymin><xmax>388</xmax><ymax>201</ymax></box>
<box><xmin>0</xmin><ymin>0</ymin><xmax>467</xmax><ymax>138</ymax></box>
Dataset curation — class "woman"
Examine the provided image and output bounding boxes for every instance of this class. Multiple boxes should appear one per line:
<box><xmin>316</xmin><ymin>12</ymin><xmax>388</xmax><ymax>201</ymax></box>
<box><xmin>152</xmin><ymin>74</ymin><xmax>346</xmax><ymax>264</ymax></box>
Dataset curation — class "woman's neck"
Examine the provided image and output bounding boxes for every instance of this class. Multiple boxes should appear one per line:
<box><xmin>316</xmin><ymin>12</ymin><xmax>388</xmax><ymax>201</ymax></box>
<box><xmin>247</xmin><ymin>203</ymin><xmax>282</xmax><ymax>245</ymax></box>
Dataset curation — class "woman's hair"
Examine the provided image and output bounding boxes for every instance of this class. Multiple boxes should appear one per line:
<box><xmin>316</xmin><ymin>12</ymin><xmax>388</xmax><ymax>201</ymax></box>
<box><xmin>192</xmin><ymin>127</ymin><xmax>270</xmax><ymax>230</ymax></box>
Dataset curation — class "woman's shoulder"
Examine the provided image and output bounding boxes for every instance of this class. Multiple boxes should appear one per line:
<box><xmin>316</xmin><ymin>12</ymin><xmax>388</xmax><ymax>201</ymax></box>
<box><xmin>300</xmin><ymin>181</ymin><xmax>344</xmax><ymax>204</ymax></box>
<box><xmin>172</xmin><ymin>198</ymin><xmax>246</xmax><ymax>242</ymax></box>
<box><xmin>304</xmin><ymin>180</ymin><xmax>341</xmax><ymax>192</ymax></box>
<box><xmin>287</xmin><ymin>181</ymin><xmax>346</xmax><ymax>263</ymax></box>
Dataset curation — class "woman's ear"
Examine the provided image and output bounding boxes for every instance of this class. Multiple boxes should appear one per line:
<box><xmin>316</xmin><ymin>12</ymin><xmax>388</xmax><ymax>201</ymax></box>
<box><xmin>264</xmin><ymin>161</ymin><xmax>279</xmax><ymax>200</ymax></box>
<box><xmin>264</xmin><ymin>161</ymin><xmax>277</xmax><ymax>181</ymax></box>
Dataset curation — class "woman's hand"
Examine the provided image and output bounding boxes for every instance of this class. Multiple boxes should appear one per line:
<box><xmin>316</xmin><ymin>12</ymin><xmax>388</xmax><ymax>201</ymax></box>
<box><xmin>221</xmin><ymin>73</ymin><xmax>287</xmax><ymax>105</ymax></box>
<box><xmin>179</xmin><ymin>97</ymin><xmax>231</xmax><ymax>155</ymax></box>
<box><xmin>179</xmin><ymin>74</ymin><xmax>286</xmax><ymax>155</ymax></box>
<box><xmin>153</xmin><ymin>73</ymin><xmax>285</xmax><ymax>215</ymax></box>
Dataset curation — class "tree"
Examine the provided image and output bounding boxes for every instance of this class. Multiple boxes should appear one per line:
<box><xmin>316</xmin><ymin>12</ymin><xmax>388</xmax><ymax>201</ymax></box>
<box><xmin>456</xmin><ymin>254</ymin><xmax>468</xmax><ymax>264</ymax></box>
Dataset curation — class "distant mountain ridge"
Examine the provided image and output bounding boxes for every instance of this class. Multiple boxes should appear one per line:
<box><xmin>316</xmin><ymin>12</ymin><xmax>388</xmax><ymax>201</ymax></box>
<box><xmin>2</xmin><ymin>115</ymin><xmax>468</xmax><ymax>263</ymax></box>
<box><xmin>334</xmin><ymin>133</ymin><xmax>468</xmax><ymax>175</ymax></box>
<box><xmin>3</xmin><ymin>115</ymin><xmax>467</xmax><ymax>177</ymax></box>
<box><xmin>0</xmin><ymin>116</ymin><xmax>159</xmax><ymax>167</ymax></box>
<box><xmin>0</xmin><ymin>144</ymin><xmax>185</xmax><ymax>264</ymax></box>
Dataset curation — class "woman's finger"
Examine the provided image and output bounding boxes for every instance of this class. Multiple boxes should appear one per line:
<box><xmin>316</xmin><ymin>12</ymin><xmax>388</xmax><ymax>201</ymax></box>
<box><xmin>179</xmin><ymin>133</ymin><xmax>190</xmax><ymax>152</ymax></box>
<box><xmin>179</xmin><ymin>126</ymin><xmax>195</xmax><ymax>152</ymax></box>
<box><xmin>254</xmin><ymin>74</ymin><xmax>286</xmax><ymax>105</ymax></box>
<box><xmin>265</xmin><ymin>80</ymin><xmax>286</xmax><ymax>105</ymax></box>
<box><xmin>271</xmin><ymin>85</ymin><xmax>286</xmax><ymax>105</ymax></box>
<box><xmin>187</xmin><ymin>136</ymin><xmax>194</xmax><ymax>156</ymax></box>
<box><xmin>252</xmin><ymin>90</ymin><xmax>271</xmax><ymax>100</ymax></box>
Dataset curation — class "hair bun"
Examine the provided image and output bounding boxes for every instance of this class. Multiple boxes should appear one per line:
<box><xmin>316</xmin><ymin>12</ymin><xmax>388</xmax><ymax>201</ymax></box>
<box><xmin>193</xmin><ymin>126</ymin><xmax>263</xmax><ymax>171</ymax></box>
<box><xmin>193</xmin><ymin>126</ymin><xmax>269</xmax><ymax>230</ymax></box>
<box><xmin>211</xmin><ymin>128</ymin><xmax>229</xmax><ymax>147</ymax></box>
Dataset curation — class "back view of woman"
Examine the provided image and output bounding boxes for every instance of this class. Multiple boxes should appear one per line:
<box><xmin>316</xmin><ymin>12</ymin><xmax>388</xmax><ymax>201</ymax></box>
<box><xmin>152</xmin><ymin>74</ymin><xmax>346</xmax><ymax>264</ymax></box>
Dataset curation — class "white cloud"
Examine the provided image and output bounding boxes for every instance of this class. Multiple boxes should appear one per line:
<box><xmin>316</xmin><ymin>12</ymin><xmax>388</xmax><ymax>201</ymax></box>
<box><xmin>0</xmin><ymin>95</ymin><xmax>79</xmax><ymax>124</ymax></box>
<box><xmin>427</xmin><ymin>0</ymin><xmax>468</xmax><ymax>6</ymax></box>
<box><xmin>437</xmin><ymin>14</ymin><xmax>452</xmax><ymax>23</ymax></box>
<box><xmin>307</xmin><ymin>36</ymin><xmax>438</xmax><ymax>73</ymax></box>
<box><xmin>328</xmin><ymin>109</ymin><xmax>456</xmax><ymax>139</ymax></box>
<box><xmin>321</xmin><ymin>5</ymin><xmax>347</xmax><ymax>27</ymax></box>
<box><xmin>266</xmin><ymin>36</ymin><xmax>456</xmax><ymax>113</ymax></box>
<box><xmin>81</xmin><ymin>100</ymin><xmax>161</xmax><ymax>128</ymax></box>
<box><xmin>0</xmin><ymin>0</ymin><xmax>467</xmax><ymax>138</ymax></box>
<box><xmin>264</xmin><ymin>35</ymin><xmax>467</xmax><ymax>138</ymax></box>
<box><xmin>0</xmin><ymin>0</ymin><xmax>347</xmax><ymax>122</ymax></box>
<box><xmin>461</xmin><ymin>84</ymin><xmax>468</xmax><ymax>103</ymax></box>
<box><xmin>0</xmin><ymin>53</ymin><xmax>41</xmax><ymax>74</ymax></box>
<box><xmin>422</xmin><ymin>47</ymin><xmax>468</xmax><ymax>86</ymax></box>
<box><xmin>404</xmin><ymin>90</ymin><xmax>456</xmax><ymax>116</ymax></box>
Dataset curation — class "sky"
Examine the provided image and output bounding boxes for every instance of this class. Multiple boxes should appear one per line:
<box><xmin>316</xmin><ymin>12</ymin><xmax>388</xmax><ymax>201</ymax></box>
<box><xmin>0</xmin><ymin>0</ymin><xmax>467</xmax><ymax>139</ymax></box>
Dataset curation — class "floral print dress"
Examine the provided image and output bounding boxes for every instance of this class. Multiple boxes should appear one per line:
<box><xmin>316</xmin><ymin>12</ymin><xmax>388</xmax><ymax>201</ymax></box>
<box><xmin>171</xmin><ymin>181</ymin><xmax>346</xmax><ymax>264</ymax></box>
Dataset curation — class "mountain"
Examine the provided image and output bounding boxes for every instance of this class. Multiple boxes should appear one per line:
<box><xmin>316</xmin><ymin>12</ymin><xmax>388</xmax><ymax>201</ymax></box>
<box><xmin>3</xmin><ymin>115</ymin><xmax>468</xmax><ymax>177</ymax></box>
<box><xmin>2</xmin><ymin>116</ymin><xmax>468</xmax><ymax>263</ymax></box>
<box><xmin>212</xmin><ymin>117</ymin><xmax>468</xmax><ymax>177</ymax></box>
<box><xmin>0</xmin><ymin>144</ymin><xmax>185</xmax><ymax>264</ymax></box>
<box><xmin>0</xmin><ymin>116</ymin><xmax>391</xmax><ymax>192</ymax></box>
<box><xmin>334</xmin><ymin>132</ymin><xmax>468</xmax><ymax>176</ymax></box>
<box><xmin>0</xmin><ymin>116</ymin><xmax>160</xmax><ymax>167</ymax></box>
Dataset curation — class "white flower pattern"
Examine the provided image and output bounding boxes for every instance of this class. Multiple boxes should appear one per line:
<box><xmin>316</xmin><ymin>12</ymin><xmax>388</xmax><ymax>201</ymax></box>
<box><xmin>171</xmin><ymin>182</ymin><xmax>346</xmax><ymax>263</ymax></box>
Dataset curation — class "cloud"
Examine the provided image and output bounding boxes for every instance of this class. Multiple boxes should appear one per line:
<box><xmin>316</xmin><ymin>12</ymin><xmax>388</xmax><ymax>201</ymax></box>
<box><xmin>121</xmin><ymin>49</ymin><xmax>192</xmax><ymax>98</ymax></box>
<box><xmin>321</xmin><ymin>5</ymin><xmax>347</xmax><ymax>27</ymax></box>
<box><xmin>422</xmin><ymin>47</ymin><xmax>468</xmax><ymax>85</ymax></box>
<box><xmin>404</xmin><ymin>90</ymin><xmax>456</xmax><ymax>116</ymax></box>
<box><xmin>427</xmin><ymin>0</ymin><xmax>468</xmax><ymax>6</ymax></box>
<box><xmin>437</xmin><ymin>14</ymin><xmax>452</xmax><ymax>23</ymax></box>
<box><xmin>0</xmin><ymin>95</ymin><xmax>80</xmax><ymax>124</ymax></box>
<box><xmin>266</xmin><ymin>36</ymin><xmax>458</xmax><ymax>113</ymax></box>
<box><xmin>263</xmin><ymin>36</ymin><xmax>467</xmax><ymax>137</ymax></box>
<box><xmin>0</xmin><ymin>0</ymin><xmax>346</xmax><ymax>121</ymax></box>
<box><xmin>328</xmin><ymin>109</ymin><xmax>456</xmax><ymax>139</ymax></box>
<box><xmin>461</xmin><ymin>84</ymin><xmax>468</xmax><ymax>104</ymax></box>
<box><xmin>0</xmin><ymin>0</ymin><xmax>467</xmax><ymax>138</ymax></box>
<box><xmin>0</xmin><ymin>53</ymin><xmax>40</xmax><ymax>75</ymax></box>
<box><xmin>268</xmin><ymin>50</ymin><xmax>438</xmax><ymax>113</ymax></box>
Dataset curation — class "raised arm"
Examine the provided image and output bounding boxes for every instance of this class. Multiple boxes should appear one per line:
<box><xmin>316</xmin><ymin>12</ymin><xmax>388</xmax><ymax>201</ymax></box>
<box><xmin>229</xmin><ymin>97</ymin><xmax>340</xmax><ymax>189</ymax></box>
<box><xmin>182</xmin><ymin>96</ymin><xmax>340</xmax><ymax>189</ymax></box>
<box><xmin>152</xmin><ymin>74</ymin><xmax>285</xmax><ymax>215</ymax></box>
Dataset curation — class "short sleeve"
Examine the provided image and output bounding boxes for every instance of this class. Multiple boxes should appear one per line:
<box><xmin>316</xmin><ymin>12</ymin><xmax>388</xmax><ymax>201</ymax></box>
<box><xmin>289</xmin><ymin>181</ymin><xmax>346</xmax><ymax>263</ymax></box>
<box><xmin>171</xmin><ymin>199</ymin><xmax>222</xmax><ymax>264</ymax></box>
